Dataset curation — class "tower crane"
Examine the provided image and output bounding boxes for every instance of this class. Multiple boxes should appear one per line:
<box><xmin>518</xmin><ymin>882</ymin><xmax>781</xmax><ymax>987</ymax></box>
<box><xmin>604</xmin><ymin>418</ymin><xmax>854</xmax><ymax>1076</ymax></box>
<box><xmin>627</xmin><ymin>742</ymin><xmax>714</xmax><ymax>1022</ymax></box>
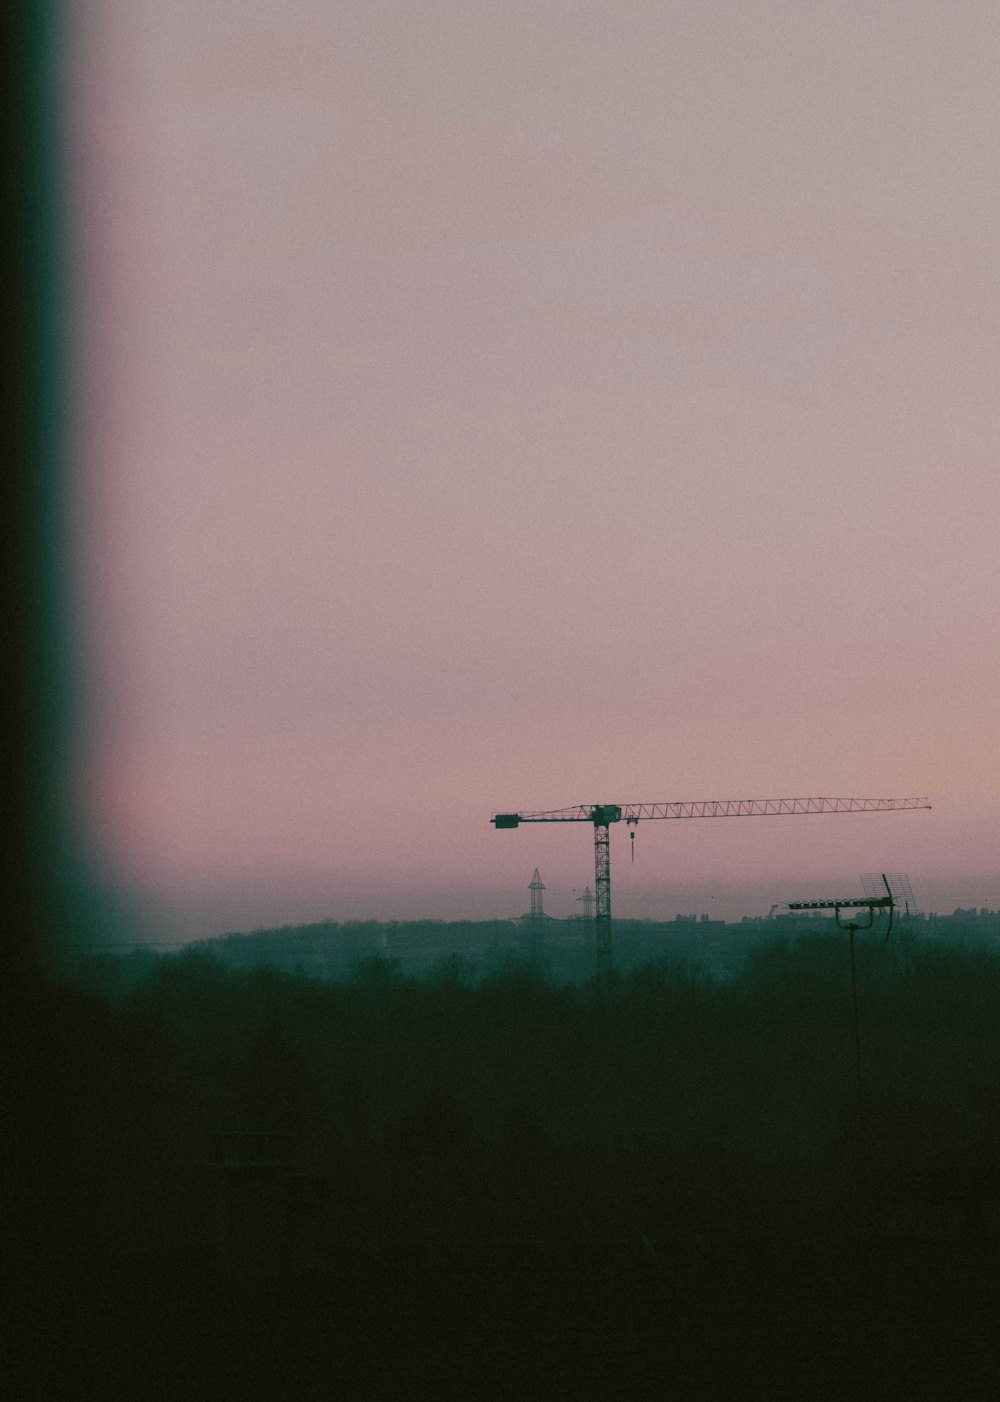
<box><xmin>492</xmin><ymin>797</ymin><xmax>930</xmax><ymax>979</ymax></box>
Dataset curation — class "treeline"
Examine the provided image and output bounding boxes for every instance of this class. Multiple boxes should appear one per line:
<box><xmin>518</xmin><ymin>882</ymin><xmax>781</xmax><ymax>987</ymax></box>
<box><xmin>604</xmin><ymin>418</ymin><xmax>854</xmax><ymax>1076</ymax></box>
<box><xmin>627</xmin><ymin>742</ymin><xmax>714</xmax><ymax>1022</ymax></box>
<box><xmin>17</xmin><ymin>930</ymin><xmax>1000</xmax><ymax>1268</ymax></box>
<box><xmin>59</xmin><ymin>914</ymin><xmax>757</xmax><ymax>992</ymax></box>
<box><xmin>58</xmin><ymin>911</ymin><xmax>999</xmax><ymax>996</ymax></box>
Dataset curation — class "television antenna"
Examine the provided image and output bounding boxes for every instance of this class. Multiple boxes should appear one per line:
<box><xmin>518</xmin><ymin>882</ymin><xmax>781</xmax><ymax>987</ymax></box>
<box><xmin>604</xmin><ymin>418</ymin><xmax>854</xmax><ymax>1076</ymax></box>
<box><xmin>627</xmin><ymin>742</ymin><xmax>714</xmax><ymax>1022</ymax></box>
<box><xmin>784</xmin><ymin>873</ymin><xmax>911</xmax><ymax>1233</ymax></box>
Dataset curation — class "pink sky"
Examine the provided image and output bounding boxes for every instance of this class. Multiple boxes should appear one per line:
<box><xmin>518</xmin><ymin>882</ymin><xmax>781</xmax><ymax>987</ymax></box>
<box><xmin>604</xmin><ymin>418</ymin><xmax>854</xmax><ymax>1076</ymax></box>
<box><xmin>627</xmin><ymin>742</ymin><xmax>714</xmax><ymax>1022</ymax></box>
<box><xmin>67</xmin><ymin>2</ymin><xmax>1000</xmax><ymax>938</ymax></box>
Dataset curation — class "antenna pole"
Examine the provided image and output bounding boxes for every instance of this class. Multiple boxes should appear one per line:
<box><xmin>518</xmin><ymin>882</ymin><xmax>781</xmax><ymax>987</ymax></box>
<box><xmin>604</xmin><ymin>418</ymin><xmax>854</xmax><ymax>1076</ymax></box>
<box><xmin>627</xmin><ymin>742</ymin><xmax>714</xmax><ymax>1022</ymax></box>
<box><xmin>846</xmin><ymin>921</ymin><xmax>868</xmax><ymax>1232</ymax></box>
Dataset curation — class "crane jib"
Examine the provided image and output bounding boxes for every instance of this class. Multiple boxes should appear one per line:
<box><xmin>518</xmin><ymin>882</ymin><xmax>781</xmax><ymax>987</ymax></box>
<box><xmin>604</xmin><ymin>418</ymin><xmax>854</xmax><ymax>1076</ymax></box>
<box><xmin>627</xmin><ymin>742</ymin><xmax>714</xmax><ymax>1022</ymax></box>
<box><xmin>492</xmin><ymin>798</ymin><xmax>930</xmax><ymax>826</ymax></box>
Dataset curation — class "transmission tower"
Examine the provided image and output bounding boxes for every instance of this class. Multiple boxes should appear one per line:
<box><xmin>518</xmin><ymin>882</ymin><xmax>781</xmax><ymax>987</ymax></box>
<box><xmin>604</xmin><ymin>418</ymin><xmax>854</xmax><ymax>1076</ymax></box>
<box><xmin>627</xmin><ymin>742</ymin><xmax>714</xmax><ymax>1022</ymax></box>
<box><xmin>493</xmin><ymin>796</ymin><xmax>930</xmax><ymax>981</ymax></box>
<box><xmin>576</xmin><ymin>887</ymin><xmax>595</xmax><ymax>921</ymax></box>
<box><xmin>526</xmin><ymin>868</ymin><xmax>545</xmax><ymax>960</ymax></box>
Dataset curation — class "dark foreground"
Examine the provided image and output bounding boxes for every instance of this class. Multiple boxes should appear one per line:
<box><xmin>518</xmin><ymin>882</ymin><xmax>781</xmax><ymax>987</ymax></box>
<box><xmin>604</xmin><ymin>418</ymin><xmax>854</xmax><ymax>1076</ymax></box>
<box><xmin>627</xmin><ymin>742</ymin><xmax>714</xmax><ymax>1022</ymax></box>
<box><xmin>11</xmin><ymin>1237</ymin><xmax>1000</xmax><ymax>1400</ymax></box>
<box><xmin>10</xmin><ymin>942</ymin><xmax>1000</xmax><ymax>1397</ymax></box>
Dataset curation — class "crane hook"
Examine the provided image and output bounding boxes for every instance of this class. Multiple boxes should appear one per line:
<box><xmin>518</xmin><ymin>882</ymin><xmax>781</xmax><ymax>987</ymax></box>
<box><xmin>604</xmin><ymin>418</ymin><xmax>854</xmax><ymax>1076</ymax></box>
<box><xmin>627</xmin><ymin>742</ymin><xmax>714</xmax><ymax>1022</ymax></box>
<box><xmin>627</xmin><ymin>814</ymin><xmax>637</xmax><ymax>862</ymax></box>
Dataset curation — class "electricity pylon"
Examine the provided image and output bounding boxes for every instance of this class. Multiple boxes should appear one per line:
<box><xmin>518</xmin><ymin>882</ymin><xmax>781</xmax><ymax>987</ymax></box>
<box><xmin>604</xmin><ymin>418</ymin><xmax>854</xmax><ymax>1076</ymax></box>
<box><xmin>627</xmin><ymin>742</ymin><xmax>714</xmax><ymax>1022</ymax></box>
<box><xmin>493</xmin><ymin>797</ymin><xmax>930</xmax><ymax>980</ymax></box>
<box><xmin>528</xmin><ymin>868</ymin><xmax>545</xmax><ymax>959</ymax></box>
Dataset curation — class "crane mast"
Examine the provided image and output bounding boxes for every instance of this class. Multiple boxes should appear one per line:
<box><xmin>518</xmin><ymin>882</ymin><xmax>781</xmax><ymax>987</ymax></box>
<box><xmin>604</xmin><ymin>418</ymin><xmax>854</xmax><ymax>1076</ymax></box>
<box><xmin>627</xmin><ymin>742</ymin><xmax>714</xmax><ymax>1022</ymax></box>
<box><xmin>492</xmin><ymin>797</ymin><xmax>930</xmax><ymax>981</ymax></box>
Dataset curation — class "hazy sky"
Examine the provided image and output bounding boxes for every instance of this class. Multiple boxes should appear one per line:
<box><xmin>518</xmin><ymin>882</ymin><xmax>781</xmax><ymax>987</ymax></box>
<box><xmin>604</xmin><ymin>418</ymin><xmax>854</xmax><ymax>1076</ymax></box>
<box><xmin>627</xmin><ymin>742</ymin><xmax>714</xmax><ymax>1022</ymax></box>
<box><xmin>69</xmin><ymin>2</ymin><xmax>1000</xmax><ymax>935</ymax></box>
